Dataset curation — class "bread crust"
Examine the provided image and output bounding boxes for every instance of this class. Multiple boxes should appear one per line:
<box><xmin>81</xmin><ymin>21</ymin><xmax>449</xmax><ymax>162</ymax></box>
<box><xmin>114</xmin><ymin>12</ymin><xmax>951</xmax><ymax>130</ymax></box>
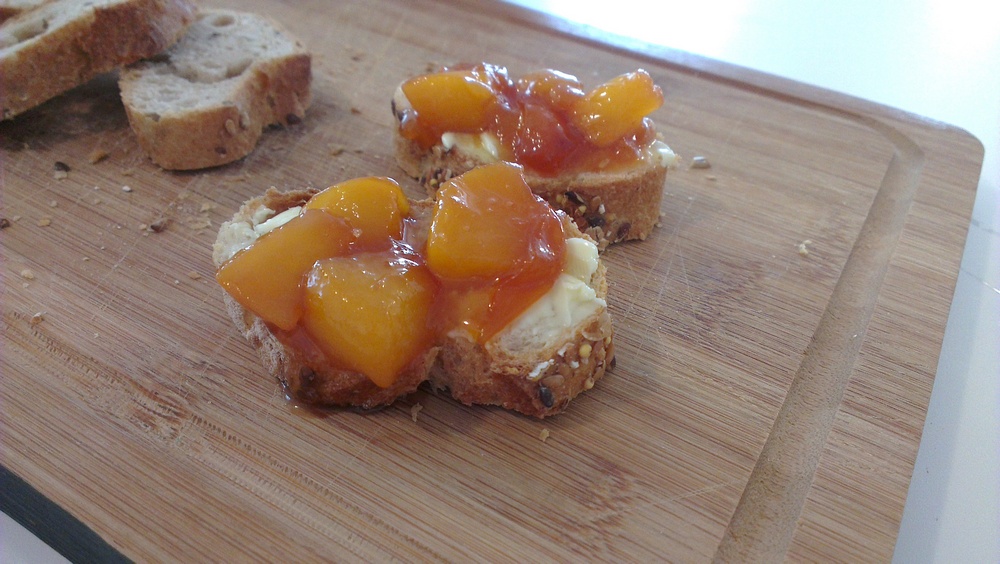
<box><xmin>0</xmin><ymin>0</ymin><xmax>197</xmax><ymax>120</ymax></box>
<box><xmin>119</xmin><ymin>9</ymin><xmax>312</xmax><ymax>170</ymax></box>
<box><xmin>392</xmin><ymin>117</ymin><xmax>668</xmax><ymax>251</ymax></box>
<box><xmin>213</xmin><ymin>188</ymin><xmax>614</xmax><ymax>418</ymax></box>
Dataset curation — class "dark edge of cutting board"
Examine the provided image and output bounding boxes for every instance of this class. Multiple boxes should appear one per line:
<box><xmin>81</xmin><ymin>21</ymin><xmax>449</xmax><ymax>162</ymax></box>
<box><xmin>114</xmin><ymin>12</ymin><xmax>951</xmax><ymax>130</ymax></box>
<box><xmin>1</xmin><ymin>466</ymin><xmax>130</xmax><ymax>564</ymax></box>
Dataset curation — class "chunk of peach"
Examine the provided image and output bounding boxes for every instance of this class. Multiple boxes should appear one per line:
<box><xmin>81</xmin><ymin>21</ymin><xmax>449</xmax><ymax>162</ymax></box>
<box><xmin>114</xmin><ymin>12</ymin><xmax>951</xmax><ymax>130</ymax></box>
<box><xmin>571</xmin><ymin>69</ymin><xmax>663</xmax><ymax>147</ymax></box>
<box><xmin>304</xmin><ymin>177</ymin><xmax>409</xmax><ymax>250</ymax></box>
<box><xmin>425</xmin><ymin>162</ymin><xmax>565</xmax><ymax>282</ymax></box>
<box><xmin>402</xmin><ymin>70</ymin><xmax>497</xmax><ymax>135</ymax></box>
<box><xmin>216</xmin><ymin>210</ymin><xmax>354</xmax><ymax>331</ymax></box>
<box><xmin>517</xmin><ymin>68</ymin><xmax>585</xmax><ymax>112</ymax></box>
<box><xmin>301</xmin><ymin>244</ymin><xmax>438</xmax><ymax>388</ymax></box>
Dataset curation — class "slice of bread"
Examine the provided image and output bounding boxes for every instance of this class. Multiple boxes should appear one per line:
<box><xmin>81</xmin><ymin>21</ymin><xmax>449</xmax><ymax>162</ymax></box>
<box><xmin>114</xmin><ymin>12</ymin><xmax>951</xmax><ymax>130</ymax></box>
<box><xmin>212</xmin><ymin>188</ymin><xmax>615</xmax><ymax>418</ymax></box>
<box><xmin>119</xmin><ymin>9</ymin><xmax>312</xmax><ymax>170</ymax></box>
<box><xmin>0</xmin><ymin>0</ymin><xmax>197</xmax><ymax>120</ymax></box>
<box><xmin>391</xmin><ymin>84</ymin><xmax>678</xmax><ymax>250</ymax></box>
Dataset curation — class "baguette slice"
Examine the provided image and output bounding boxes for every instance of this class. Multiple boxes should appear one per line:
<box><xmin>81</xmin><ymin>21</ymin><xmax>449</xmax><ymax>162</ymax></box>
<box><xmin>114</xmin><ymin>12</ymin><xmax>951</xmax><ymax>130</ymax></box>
<box><xmin>391</xmin><ymin>84</ymin><xmax>678</xmax><ymax>250</ymax></box>
<box><xmin>0</xmin><ymin>0</ymin><xmax>197</xmax><ymax>120</ymax></box>
<box><xmin>119</xmin><ymin>9</ymin><xmax>312</xmax><ymax>170</ymax></box>
<box><xmin>212</xmin><ymin>187</ymin><xmax>614</xmax><ymax>418</ymax></box>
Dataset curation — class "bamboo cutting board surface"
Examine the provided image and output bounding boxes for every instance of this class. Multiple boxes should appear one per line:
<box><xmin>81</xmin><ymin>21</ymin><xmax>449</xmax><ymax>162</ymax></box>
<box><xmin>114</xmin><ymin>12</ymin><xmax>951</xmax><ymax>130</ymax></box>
<box><xmin>1</xmin><ymin>0</ymin><xmax>982</xmax><ymax>561</ymax></box>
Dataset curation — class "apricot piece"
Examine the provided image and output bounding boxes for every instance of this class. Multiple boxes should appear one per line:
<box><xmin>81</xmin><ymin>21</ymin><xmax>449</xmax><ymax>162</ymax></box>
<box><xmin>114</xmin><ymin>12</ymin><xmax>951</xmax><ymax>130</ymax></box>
<box><xmin>425</xmin><ymin>162</ymin><xmax>565</xmax><ymax>282</ymax></box>
<box><xmin>301</xmin><ymin>243</ymin><xmax>438</xmax><ymax>388</ymax></box>
<box><xmin>514</xmin><ymin>102</ymin><xmax>575</xmax><ymax>176</ymax></box>
<box><xmin>571</xmin><ymin>69</ymin><xmax>663</xmax><ymax>147</ymax></box>
<box><xmin>304</xmin><ymin>177</ymin><xmax>409</xmax><ymax>250</ymax></box>
<box><xmin>517</xmin><ymin>69</ymin><xmax>584</xmax><ymax>112</ymax></box>
<box><xmin>402</xmin><ymin>70</ymin><xmax>497</xmax><ymax>135</ymax></box>
<box><xmin>216</xmin><ymin>210</ymin><xmax>354</xmax><ymax>331</ymax></box>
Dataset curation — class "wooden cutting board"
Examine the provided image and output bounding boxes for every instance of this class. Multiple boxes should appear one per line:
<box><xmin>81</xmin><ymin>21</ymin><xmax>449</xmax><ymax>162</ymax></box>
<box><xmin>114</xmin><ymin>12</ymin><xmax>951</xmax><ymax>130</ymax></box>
<box><xmin>1</xmin><ymin>0</ymin><xmax>982</xmax><ymax>561</ymax></box>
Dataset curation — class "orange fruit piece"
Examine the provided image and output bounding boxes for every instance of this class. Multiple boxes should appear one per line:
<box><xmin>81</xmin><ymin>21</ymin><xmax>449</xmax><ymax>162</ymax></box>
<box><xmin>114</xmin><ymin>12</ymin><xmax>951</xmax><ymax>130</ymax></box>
<box><xmin>571</xmin><ymin>69</ymin><xmax>663</xmax><ymax>147</ymax></box>
<box><xmin>517</xmin><ymin>68</ymin><xmax>584</xmax><ymax>112</ymax></box>
<box><xmin>426</xmin><ymin>162</ymin><xmax>564</xmax><ymax>281</ymax></box>
<box><xmin>426</xmin><ymin>162</ymin><xmax>566</xmax><ymax>342</ymax></box>
<box><xmin>301</xmin><ymin>243</ymin><xmax>438</xmax><ymax>388</ymax></box>
<box><xmin>216</xmin><ymin>210</ymin><xmax>354</xmax><ymax>331</ymax></box>
<box><xmin>402</xmin><ymin>70</ymin><xmax>497</xmax><ymax>136</ymax></box>
<box><xmin>304</xmin><ymin>177</ymin><xmax>409</xmax><ymax>250</ymax></box>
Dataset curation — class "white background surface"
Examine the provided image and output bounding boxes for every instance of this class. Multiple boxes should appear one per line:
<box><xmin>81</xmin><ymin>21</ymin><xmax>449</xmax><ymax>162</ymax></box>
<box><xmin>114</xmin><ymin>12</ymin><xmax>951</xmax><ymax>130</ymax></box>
<box><xmin>3</xmin><ymin>1</ymin><xmax>997</xmax><ymax>561</ymax></box>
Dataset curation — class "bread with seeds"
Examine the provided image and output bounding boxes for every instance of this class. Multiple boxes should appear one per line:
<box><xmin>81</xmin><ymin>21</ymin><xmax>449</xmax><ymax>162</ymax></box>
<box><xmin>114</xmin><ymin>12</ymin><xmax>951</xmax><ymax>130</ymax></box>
<box><xmin>212</xmin><ymin>179</ymin><xmax>615</xmax><ymax>418</ymax></box>
<box><xmin>391</xmin><ymin>63</ymin><xmax>678</xmax><ymax>250</ymax></box>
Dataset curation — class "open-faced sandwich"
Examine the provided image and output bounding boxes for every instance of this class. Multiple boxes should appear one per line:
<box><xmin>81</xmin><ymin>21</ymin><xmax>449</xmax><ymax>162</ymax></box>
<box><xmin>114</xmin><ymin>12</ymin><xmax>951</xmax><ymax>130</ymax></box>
<box><xmin>212</xmin><ymin>162</ymin><xmax>614</xmax><ymax>418</ymax></box>
<box><xmin>392</xmin><ymin>62</ymin><xmax>678</xmax><ymax>249</ymax></box>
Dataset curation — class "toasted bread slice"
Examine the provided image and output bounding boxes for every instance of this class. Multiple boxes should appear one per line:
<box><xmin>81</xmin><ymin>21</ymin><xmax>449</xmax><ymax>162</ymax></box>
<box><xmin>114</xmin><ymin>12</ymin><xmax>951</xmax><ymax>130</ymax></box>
<box><xmin>119</xmin><ymin>9</ymin><xmax>312</xmax><ymax>170</ymax></box>
<box><xmin>212</xmin><ymin>187</ymin><xmax>614</xmax><ymax>418</ymax></box>
<box><xmin>390</xmin><ymin>73</ymin><xmax>678</xmax><ymax>250</ymax></box>
<box><xmin>0</xmin><ymin>0</ymin><xmax>197</xmax><ymax>120</ymax></box>
<box><xmin>394</xmin><ymin>133</ymin><xmax>673</xmax><ymax>250</ymax></box>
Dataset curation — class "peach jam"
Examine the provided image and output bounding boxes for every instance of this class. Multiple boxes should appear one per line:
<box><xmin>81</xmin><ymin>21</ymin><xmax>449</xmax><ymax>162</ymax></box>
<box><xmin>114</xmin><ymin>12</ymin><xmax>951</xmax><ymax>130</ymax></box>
<box><xmin>397</xmin><ymin>62</ymin><xmax>664</xmax><ymax>176</ymax></box>
<box><xmin>216</xmin><ymin>163</ymin><xmax>568</xmax><ymax>388</ymax></box>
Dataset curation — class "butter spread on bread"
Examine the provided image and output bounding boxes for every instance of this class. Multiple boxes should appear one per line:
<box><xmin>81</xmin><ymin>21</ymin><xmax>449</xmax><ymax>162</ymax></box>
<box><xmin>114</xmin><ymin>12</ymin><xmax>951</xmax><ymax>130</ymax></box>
<box><xmin>213</xmin><ymin>163</ymin><xmax>613</xmax><ymax>417</ymax></box>
<box><xmin>392</xmin><ymin>62</ymin><xmax>678</xmax><ymax>249</ymax></box>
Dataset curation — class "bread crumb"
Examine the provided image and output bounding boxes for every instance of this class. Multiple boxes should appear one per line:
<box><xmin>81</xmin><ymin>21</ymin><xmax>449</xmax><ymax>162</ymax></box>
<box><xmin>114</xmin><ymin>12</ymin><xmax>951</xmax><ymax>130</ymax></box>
<box><xmin>37</xmin><ymin>217</ymin><xmax>51</xmax><ymax>227</ymax></box>
<box><xmin>706</xmin><ymin>175</ymin><xmax>717</xmax><ymax>181</ymax></box>
<box><xmin>183</xmin><ymin>217</ymin><xmax>211</xmax><ymax>231</ymax></box>
<box><xmin>539</xmin><ymin>428</ymin><xmax>550</xmax><ymax>442</ymax></box>
<box><xmin>410</xmin><ymin>403</ymin><xmax>423</xmax><ymax>422</ymax></box>
<box><xmin>199</xmin><ymin>203</ymin><xmax>215</xmax><ymax>213</ymax></box>
<box><xmin>187</xmin><ymin>271</ymin><xmax>202</xmax><ymax>280</ymax></box>
<box><xmin>30</xmin><ymin>312</ymin><xmax>45</xmax><ymax>325</ymax></box>
<box><xmin>329</xmin><ymin>144</ymin><xmax>345</xmax><ymax>156</ymax></box>
<box><xmin>690</xmin><ymin>156</ymin><xmax>711</xmax><ymax>169</ymax></box>
<box><xmin>53</xmin><ymin>161</ymin><xmax>70</xmax><ymax>179</ymax></box>
<box><xmin>88</xmin><ymin>148</ymin><xmax>109</xmax><ymax>164</ymax></box>
<box><xmin>20</xmin><ymin>268</ymin><xmax>35</xmax><ymax>280</ymax></box>
<box><xmin>49</xmin><ymin>200</ymin><xmax>58</xmax><ymax>208</ymax></box>
<box><xmin>797</xmin><ymin>239</ymin><xmax>813</xmax><ymax>256</ymax></box>
<box><xmin>54</xmin><ymin>170</ymin><xmax>68</xmax><ymax>180</ymax></box>
<box><xmin>147</xmin><ymin>218</ymin><xmax>169</xmax><ymax>233</ymax></box>
<box><xmin>122</xmin><ymin>185</ymin><xmax>133</xmax><ymax>193</ymax></box>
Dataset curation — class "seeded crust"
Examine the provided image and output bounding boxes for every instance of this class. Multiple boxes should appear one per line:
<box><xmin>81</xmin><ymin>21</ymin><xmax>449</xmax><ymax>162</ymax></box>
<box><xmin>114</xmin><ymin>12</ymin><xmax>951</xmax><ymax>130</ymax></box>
<box><xmin>392</xmin><ymin>120</ymin><xmax>668</xmax><ymax>251</ymax></box>
<box><xmin>0</xmin><ymin>0</ymin><xmax>197</xmax><ymax>120</ymax></box>
<box><xmin>119</xmin><ymin>9</ymin><xmax>312</xmax><ymax>170</ymax></box>
<box><xmin>212</xmin><ymin>188</ymin><xmax>614</xmax><ymax>418</ymax></box>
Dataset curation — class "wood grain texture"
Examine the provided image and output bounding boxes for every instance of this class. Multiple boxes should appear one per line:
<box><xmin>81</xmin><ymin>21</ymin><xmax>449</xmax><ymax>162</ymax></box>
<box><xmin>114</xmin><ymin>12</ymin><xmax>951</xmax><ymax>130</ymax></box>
<box><xmin>0</xmin><ymin>0</ymin><xmax>981</xmax><ymax>561</ymax></box>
